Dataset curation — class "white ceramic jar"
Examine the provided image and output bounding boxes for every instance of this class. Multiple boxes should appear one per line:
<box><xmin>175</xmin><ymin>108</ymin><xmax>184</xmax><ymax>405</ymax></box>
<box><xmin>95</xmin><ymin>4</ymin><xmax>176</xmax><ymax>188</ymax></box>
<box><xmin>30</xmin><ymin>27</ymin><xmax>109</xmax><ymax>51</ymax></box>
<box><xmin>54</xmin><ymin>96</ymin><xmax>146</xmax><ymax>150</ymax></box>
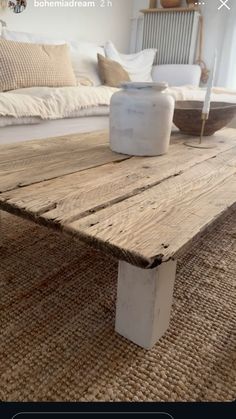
<box><xmin>110</xmin><ymin>82</ymin><xmax>175</xmax><ymax>156</ymax></box>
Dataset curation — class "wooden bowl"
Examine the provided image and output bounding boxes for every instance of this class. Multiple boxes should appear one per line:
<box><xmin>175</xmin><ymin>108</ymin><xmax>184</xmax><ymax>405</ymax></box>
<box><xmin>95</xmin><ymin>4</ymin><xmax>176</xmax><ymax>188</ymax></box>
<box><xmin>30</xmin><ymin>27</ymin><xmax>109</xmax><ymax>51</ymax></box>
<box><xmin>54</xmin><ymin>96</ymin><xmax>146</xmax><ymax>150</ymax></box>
<box><xmin>173</xmin><ymin>101</ymin><xmax>236</xmax><ymax>136</ymax></box>
<box><xmin>160</xmin><ymin>0</ymin><xmax>181</xmax><ymax>8</ymax></box>
<box><xmin>186</xmin><ymin>0</ymin><xmax>198</xmax><ymax>6</ymax></box>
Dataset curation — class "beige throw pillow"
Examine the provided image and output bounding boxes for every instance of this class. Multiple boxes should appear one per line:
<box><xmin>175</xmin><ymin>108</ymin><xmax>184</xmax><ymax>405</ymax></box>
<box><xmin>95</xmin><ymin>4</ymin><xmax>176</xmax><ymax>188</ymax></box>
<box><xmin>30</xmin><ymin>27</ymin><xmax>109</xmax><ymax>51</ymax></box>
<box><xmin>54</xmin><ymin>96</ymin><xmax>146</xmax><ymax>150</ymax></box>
<box><xmin>97</xmin><ymin>53</ymin><xmax>130</xmax><ymax>88</ymax></box>
<box><xmin>0</xmin><ymin>39</ymin><xmax>77</xmax><ymax>92</ymax></box>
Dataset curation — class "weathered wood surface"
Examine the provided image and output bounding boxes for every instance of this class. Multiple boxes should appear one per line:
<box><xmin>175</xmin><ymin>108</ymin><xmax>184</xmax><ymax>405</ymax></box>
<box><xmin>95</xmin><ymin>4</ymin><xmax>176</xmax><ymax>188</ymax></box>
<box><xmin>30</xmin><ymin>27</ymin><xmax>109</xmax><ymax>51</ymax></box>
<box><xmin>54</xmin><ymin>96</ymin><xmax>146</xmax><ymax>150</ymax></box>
<box><xmin>1</xmin><ymin>131</ymin><xmax>235</xmax><ymax>220</ymax></box>
<box><xmin>67</xmin><ymin>149</ymin><xmax>236</xmax><ymax>267</ymax></box>
<box><xmin>1</xmin><ymin>128</ymin><xmax>236</xmax><ymax>268</ymax></box>
<box><xmin>0</xmin><ymin>131</ymin><xmax>130</xmax><ymax>192</ymax></box>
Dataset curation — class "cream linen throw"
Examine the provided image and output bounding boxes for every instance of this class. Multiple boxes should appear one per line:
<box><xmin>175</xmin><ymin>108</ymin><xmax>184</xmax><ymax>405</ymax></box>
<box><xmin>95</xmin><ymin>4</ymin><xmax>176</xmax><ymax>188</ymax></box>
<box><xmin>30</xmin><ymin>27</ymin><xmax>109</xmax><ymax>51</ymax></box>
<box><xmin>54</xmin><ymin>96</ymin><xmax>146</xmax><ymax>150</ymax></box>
<box><xmin>0</xmin><ymin>85</ymin><xmax>236</xmax><ymax>127</ymax></box>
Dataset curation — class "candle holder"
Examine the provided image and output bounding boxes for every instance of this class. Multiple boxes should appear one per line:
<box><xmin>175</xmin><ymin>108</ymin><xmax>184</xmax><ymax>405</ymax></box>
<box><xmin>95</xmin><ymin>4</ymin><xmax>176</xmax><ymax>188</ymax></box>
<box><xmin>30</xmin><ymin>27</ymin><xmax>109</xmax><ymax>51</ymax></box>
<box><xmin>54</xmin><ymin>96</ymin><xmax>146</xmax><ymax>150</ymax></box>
<box><xmin>183</xmin><ymin>51</ymin><xmax>218</xmax><ymax>149</ymax></box>
<box><xmin>184</xmin><ymin>113</ymin><xmax>215</xmax><ymax>149</ymax></box>
<box><xmin>173</xmin><ymin>101</ymin><xmax>236</xmax><ymax>149</ymax></box>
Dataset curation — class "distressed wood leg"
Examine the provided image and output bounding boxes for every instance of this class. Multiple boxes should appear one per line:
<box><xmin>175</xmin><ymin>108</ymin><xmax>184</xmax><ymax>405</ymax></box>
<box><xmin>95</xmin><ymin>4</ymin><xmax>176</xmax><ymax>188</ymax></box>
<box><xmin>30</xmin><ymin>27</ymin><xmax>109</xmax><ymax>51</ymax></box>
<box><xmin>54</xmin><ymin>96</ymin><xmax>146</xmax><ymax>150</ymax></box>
<box><xmin>115</xmin><ymin>259</ymin><xmax>177</xmax><ymax>349</ymax></box>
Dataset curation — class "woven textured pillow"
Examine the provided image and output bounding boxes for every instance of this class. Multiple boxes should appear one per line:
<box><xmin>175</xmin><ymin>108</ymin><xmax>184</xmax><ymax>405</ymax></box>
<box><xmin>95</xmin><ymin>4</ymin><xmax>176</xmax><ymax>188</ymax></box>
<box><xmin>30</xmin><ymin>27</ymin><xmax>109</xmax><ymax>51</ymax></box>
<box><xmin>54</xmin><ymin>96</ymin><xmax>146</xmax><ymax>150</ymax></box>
<box><xmin>97</xmin><ymin>53</ymin><xmax>130</xmax><ymax>88</ymax></box>
<box><xmin>2</xmin><ymin>29</ymin><xmax>105</xmax><ymax>86</ymax></box>
<box><xmin>0</xmin><ymin>39</ymin><xmax>77</xmax><ymax>92</ymax></box>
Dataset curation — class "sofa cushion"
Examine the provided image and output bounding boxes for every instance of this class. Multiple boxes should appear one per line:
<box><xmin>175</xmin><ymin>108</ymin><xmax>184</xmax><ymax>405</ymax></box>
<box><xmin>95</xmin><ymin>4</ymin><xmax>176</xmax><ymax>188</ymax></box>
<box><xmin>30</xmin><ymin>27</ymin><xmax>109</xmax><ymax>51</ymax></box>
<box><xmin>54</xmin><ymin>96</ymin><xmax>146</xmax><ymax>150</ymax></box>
<box><xmin>1</xmin><ymin>28</ymin><xmax>104</xmax><ymax>86</ymax></box>
<box><xmin>97</xmin><ymin>54</ymin><xmax>130</xmax><ymax>87</ymax></box>
<box><xmin>104</xmin><ymin>41</ymin><xmax>157</xmax><ymax>83</ymax></box>
<box><xmin>0</xmin><ymin>39</ymin><xmax>77</xmax><ymax>92</ymax></box>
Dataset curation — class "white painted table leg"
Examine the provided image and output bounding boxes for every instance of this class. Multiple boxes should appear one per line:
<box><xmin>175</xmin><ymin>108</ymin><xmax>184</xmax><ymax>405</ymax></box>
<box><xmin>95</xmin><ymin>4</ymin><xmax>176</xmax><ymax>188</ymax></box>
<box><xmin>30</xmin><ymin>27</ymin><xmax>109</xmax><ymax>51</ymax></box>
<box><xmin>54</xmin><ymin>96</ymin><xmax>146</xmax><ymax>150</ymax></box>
<box><xmin>115</xmin><ymin>260</ymin><xmax>177</xmax><ymax>350</ymax></box>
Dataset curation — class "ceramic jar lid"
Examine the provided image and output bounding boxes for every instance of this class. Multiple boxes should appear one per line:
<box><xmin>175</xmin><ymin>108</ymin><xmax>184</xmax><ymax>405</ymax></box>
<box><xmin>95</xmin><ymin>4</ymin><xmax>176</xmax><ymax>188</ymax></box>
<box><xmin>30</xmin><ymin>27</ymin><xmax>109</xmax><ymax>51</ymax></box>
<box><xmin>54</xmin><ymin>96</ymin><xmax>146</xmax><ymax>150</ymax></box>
<box><xmin>120</xmin><ymin>82</ymin><xmax>168</xmax><ymax>91</ymax></box>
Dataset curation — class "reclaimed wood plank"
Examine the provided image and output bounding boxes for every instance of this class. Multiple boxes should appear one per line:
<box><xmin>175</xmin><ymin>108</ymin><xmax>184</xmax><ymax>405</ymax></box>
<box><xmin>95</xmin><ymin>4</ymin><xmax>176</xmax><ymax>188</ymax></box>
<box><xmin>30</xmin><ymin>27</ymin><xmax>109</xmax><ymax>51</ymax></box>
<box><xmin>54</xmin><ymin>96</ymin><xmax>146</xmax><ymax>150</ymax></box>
<box><xmin>1</xmin><ymin>130</ymin><xmax>236</xmax><ymax>225</ymax></box>
<box><xmin>0</xmin><ymin>133</ymin><xmax>130</xmax><ymax>193</ymax></box>
<box><xmin>0</xmin><ymin>131</ymin><xmax>109</xmax><ymax>163</ymax></box>
<box><xmin>0</xmin><ymin>129</ymin><xmax>236</xmax><ymax>269</ymax></box>
<box><xmin>64</xmin><ymin>147</ymin><xmax>236</xmax><ymax>268</ymax></box>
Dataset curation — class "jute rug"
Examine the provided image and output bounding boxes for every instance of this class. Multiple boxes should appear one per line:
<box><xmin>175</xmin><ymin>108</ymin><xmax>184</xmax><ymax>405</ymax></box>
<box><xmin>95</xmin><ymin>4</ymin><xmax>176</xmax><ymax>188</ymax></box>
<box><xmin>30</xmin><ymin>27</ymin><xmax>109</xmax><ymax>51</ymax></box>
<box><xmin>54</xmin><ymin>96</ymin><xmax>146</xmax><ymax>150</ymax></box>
<box><xmin>0</xmin><ymin>210</ymin><xmax>235</xmax><ymax>402</ymax></box>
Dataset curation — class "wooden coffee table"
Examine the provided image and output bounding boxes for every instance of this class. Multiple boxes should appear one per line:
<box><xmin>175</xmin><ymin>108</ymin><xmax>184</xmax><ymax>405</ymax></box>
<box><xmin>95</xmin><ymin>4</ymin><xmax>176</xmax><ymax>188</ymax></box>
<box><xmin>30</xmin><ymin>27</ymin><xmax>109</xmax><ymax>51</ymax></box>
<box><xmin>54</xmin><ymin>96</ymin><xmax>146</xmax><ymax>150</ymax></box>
<box><xmin>1</xmin><ymin>129</ymin><xmax>236</xmax><ymax>349</ymax></box>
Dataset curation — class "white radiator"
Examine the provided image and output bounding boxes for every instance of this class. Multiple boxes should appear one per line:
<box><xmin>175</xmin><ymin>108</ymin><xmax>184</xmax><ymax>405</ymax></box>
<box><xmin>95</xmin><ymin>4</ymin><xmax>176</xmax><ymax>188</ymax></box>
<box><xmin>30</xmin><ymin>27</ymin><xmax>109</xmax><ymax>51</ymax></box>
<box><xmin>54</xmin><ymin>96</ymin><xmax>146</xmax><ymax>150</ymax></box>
<box><xmin>142</xmin><ymin>10</ymin><xmax>200</xmax><ymax>65</ymax></box>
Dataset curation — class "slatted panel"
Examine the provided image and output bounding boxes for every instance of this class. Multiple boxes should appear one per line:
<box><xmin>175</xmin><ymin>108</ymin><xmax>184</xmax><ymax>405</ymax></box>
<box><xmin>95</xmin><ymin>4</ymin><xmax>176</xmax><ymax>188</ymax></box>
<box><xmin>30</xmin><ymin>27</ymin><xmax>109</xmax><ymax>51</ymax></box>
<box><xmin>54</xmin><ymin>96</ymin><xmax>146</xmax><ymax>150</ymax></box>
<box><xmin>142</xmin><ymin>10</ymin><xmax>198</xmax><ymax>65</ymax></box>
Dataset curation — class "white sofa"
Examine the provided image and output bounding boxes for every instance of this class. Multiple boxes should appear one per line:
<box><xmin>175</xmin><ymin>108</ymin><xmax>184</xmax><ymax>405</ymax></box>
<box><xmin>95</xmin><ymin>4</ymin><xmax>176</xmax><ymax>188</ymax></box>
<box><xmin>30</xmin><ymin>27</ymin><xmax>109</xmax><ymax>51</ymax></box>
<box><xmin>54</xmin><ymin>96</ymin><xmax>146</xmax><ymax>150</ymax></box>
<box><xmin>0</xmin><ymin>22</ymin><xmax>204</xmax><ymax>144</ymax></box>
<box><xmin>0</xmin><ymin>63</ymin><xmax>202</xmax><ymax>145</ymax></box>
<box><xmin>2</xmin><ymin>66</ymin><xmax>236</xmax><ymax>145</ymax></box>
<box><xmin>1</xmin><ymin>24</ymin><xmax>234</xmax><ymax>143</ymax></box>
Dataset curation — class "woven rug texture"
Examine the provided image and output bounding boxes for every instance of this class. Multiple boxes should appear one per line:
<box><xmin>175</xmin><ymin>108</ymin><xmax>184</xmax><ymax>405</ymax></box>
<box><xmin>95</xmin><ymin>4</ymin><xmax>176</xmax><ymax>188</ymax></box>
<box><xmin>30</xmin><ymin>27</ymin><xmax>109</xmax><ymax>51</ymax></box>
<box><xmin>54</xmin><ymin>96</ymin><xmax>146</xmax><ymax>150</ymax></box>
<box><xmin>0</xmin><ymin>210</ymin><xmax>236</xmax><ymax>402</ymax></box>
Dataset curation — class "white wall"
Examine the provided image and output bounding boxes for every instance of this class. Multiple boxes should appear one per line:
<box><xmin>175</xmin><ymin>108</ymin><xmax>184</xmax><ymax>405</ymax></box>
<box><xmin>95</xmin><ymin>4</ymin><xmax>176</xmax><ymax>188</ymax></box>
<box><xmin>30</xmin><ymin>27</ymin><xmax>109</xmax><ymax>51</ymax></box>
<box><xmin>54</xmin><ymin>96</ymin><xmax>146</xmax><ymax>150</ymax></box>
<box><xmin>0</xmin><ymin>0</ymin><xmax>133</xmax><ymax>51</ymax></box>
<box><xmin>131</xmin><ymin>0</ymin><xmax>229</xmax><ymax>83</ymax></box>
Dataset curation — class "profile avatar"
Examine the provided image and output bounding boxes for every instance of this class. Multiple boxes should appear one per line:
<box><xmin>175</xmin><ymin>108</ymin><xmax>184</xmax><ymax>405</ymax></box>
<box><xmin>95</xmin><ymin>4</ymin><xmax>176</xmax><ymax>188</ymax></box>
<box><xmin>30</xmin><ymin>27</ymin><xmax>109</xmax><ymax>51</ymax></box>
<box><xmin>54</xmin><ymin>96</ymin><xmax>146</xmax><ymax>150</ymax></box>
<box><xmin>8</xmin><ymin>0</ymin><xmax>27</xmax><ymax>14</ymax></box>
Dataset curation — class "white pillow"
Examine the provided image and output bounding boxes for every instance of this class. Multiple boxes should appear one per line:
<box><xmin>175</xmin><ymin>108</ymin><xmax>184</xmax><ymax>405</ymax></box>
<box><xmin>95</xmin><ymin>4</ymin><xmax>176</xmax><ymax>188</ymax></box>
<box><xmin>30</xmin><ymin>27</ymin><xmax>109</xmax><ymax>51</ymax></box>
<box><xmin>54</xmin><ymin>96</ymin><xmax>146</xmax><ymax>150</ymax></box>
<box><xmin>1</xmin><ymin>28</ymin><xmax>65</xmax><ymax>44</ymax></box>
<box><xmin>104</xmin><ymin>41</ymin><xmax>157</xmax><ymax>83</ymax></box>
<box><xmin>69</xmin><ymin>40</ymin><xmax>105</xmax><ymax>87</ymax></box>
<box><xmin>1</xmin><ymin>28</ymin><xmax>104</xmax><ymax>86</ymax></box>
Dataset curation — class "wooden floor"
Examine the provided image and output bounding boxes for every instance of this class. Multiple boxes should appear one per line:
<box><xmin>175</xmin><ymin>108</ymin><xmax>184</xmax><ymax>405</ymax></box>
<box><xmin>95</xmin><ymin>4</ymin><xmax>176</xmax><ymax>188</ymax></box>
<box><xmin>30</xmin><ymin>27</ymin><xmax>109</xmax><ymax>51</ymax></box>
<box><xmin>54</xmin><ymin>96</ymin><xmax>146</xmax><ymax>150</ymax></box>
<box><xmin>1</xmin><ymin>129</ymin><xmax>236</xmax><ymax>268</ymax></box>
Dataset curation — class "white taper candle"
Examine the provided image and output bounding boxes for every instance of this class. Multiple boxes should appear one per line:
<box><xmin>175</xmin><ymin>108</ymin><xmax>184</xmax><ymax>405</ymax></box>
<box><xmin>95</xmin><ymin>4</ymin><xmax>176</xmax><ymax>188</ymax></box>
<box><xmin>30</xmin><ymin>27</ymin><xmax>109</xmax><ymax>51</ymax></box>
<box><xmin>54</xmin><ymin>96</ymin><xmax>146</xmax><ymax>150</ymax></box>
<box><xmin>202</xmin><ymin>51</ymin><xmax>217</xmax><ymax>116</ymax></box>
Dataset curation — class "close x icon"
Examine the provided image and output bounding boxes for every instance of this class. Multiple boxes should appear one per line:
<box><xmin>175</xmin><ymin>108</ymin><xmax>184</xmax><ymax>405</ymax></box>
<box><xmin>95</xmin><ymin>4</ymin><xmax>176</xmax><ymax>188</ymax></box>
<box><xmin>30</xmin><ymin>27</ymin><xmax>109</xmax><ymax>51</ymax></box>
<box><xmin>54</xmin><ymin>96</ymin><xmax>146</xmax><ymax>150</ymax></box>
<box><xmin>218</xmin><ymin>0</ymin><xmax>231</xmax><ymax>10</ymax></box>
